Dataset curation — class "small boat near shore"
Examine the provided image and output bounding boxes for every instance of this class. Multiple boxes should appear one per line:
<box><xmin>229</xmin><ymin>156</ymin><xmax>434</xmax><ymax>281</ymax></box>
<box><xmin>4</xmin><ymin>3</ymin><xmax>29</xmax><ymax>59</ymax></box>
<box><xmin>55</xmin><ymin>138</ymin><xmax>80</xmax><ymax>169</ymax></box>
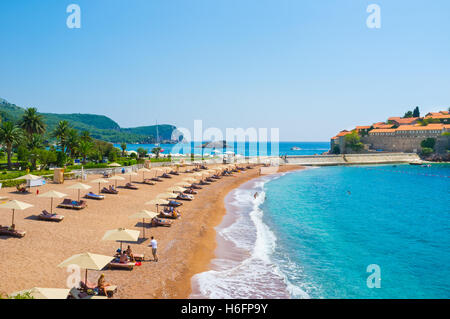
<box><xmin>290</xmin><ymin>146</ymin><xmax>302</xmax><ymax>151</ymax></box>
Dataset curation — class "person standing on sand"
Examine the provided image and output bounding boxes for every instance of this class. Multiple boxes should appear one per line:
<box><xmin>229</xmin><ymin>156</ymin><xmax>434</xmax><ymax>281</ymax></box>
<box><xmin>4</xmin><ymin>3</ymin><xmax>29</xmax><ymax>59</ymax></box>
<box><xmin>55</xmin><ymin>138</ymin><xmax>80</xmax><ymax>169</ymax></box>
<box><xmin>150</xmin><ymin>236</ymin><xmax>158</xmax><ymax>262</ymax></box>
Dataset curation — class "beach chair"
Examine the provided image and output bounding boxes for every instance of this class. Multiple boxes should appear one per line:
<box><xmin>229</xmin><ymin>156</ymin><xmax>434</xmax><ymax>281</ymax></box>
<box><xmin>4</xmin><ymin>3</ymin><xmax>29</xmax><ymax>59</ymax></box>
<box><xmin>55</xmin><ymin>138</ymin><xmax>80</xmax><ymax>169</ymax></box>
<box><xmin>108</xmin><ymin>261</ymin><xmax>134</xmax><ymax>270</ymax></box>
<box><xmin>143</xmin><ymin>179</ymin><xmax>156</xmax><ymax>185</ymax></box>
<box><xmin>190</xmin><ymin>184</ymin><xmax>202</xmax><ymax>189</ymax></box>
<box><xmin>57</xmin><ymin>199</ymin><xmax>87</xmax><ymax>210</ymax></box>
<box><xmin>150</xmin><ymin>177</ymin><xmax>162</xmax><ymax>182</ymax></box>
<box><xmin>168</xmin><ymin>200</ymin><xmax>182</xmax><ymax>207</ymax></box>
<box><xmin>101</xmin><ymin>187</ymin><xmax>118</xmax><ymax>194</ymax></box>
<box><xmin>151</xmin><ymin>217</ymin><xmax>172</xmax><ymax>227</ymax></box>
<box><xmin>184</xmin><ymin>189</ymin><xmax>197</xmax><ymax>195</ymax></box>
<box><xmin>199</xmin><ymin>180</ymin><xmax>211</xmax><ymax>185</ymax></box>
<box><xmin>124</xmin><ymin>183</ymin><xmax>138</xmax><ymax>190</ymax></box>
<box><xmin>161</xmin><ymin>173</ymin><xmax>172</xmax><ymax>179</ymax></box>
<box><xmin>79</xmin><ymin>280</ymin><xmax>117</xmax><ymax>298</ymax></box>
<box><xmin>169</xmin><ymin>170</ymin><xmax>179</xmax><ymax>175</ymax></box>
<box><xmin>38</xmin><ymin>210</ymin><xmax>64</xmax><ymax>222</ymax></box>
<box><xmin>0</xmin><ymin>225</ymin><xmax>26</xmax><ymax>238</ymax></box>
<box><xmin>16</xmin><ymin>184</ymin><xmax>30</xmax><ymax>193</ymax></box>
<box><xmin>85</xmin><ymin>192</ymin><xmax>105</xmax><ymax>200</ymax></box>
<box><xmin>69</xmin><ymin>287</ymin><xmax>107</xmax><ymax>299</ymax></box>
<box><xmin>176</xmin><ymin>193</ymin><xmax>193</xmax><ymax>201</ymax></box>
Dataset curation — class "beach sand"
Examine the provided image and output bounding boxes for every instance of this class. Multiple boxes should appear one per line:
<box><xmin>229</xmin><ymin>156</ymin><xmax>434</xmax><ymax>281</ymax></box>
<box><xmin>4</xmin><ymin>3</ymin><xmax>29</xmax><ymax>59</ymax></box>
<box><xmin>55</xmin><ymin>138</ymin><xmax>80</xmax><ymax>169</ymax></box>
<box><xmin>0</xmin><ymin>164</ymin><xmax>303</xmax><ymax>298</ymax></box>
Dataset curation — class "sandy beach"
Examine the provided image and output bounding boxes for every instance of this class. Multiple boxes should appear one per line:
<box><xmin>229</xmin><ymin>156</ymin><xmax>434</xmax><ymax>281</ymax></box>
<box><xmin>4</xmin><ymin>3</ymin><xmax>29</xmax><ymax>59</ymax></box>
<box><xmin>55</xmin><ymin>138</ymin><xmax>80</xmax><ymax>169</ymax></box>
<box><xmin>0</xmin><ymin>164</ymin><xmax>303</xmax><ymax>298</ymax></box>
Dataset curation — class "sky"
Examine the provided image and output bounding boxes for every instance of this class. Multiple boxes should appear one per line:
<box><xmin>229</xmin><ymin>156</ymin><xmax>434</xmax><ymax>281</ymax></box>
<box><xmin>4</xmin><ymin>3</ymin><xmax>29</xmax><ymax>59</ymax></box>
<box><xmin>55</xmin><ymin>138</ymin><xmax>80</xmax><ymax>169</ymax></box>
<box><xmin>1</xmin><ymin>0</ymin><xmax>449</xmax><ymax>141</ymax></box>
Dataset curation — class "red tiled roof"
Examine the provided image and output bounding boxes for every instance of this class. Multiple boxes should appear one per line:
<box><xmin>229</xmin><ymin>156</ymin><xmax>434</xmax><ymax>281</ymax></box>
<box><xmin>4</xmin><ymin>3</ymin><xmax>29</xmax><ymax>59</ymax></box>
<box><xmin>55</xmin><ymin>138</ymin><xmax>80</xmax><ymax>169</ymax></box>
<box><xmin>396</xmin><ymin>124</ymin><xmax>444</xmax><ymax>131</ymax></box>
<box><xmin>369</xmin><ymin>129</ymin><xmax>397</xmax><ymax>133</ymax></box>
<box><xmin>388</xmin><ymin>117</ymin><xmax>419</xmax><ymax>124</ymax></box>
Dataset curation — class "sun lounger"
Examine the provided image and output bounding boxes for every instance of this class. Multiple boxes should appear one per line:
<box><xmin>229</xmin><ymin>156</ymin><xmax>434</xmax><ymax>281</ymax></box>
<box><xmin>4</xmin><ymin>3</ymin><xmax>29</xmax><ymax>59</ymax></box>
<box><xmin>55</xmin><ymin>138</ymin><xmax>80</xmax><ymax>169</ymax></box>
<box><xmin>101</xmin><ymin>187</ymin><xmax>118</xmax><ymax>194</ymax></box>
<box><xmin>176</xmin><ymin>194</ymin><xmax>193</xmax><ymax>201</ymax></box>
<box><xmin>0</xmin><ymin>225</ymin><xmax>26</xmax><ymax>238</ymax></box>
<box><xmin>150</xmin><ymin>177</ymin><xmax>162</xmax><ymax>182</ymax></box>
<box><xmin>85</xmin><ymin>192</ymin><xmax>105</xmax><ymax>200</ymax></box>
<box><xmin>184</xmin><ymin>189</ymin><xmax>197</xmax><ymax>195</ymax></box>
<box><xmin>57</xmin><ymin>198</ymin><xmax>87</xmax><ymax>210</ymax></box>
<box><xmin>169</xmin><ymin>171</ymin><xmax>179</xmax><ymax>175</ymax></box>
<box><xmin>16</xmin><ymin>185</ymin><xmax>30</xmax><ymax>193</ymax></box>
<box><xmin>69</xmin><ymin>287</ymin><xmax>107</xmax><ymax>299</ymax></box>
<box><xmin>151</xmin><ymin>217</ymin><xmax>172</xmax><ymax>227</ymax></box>
<box><xmin>38</xmin><ymin>210</ymin><xmax>64</xmax><ymax>222</ymax></box>
<box><xmin>108</xmin><ymin>261</ymin><xmax>134</xmax><ymax>270</ymax></box>
<box><xmin>125</xmin><ymin>183</ymin><xmax>138</xmax><ymax>190</ymax></box>
<box><xmin>78</xmin><ymin>281</ymin><xmax>117</xmax><ymax>298</ymax></box>
<box><xmin>191</xmin><ymin>184</ymin><xmax>202</xmax><ymax>189</ymax></box>
<box><xmin>161</xmin><ymin>173</ymin><xmax>172</xmax><ymax>179</ymax></box>
<box><xmin>168</xmin><ymin>200</ymin><xmax>182</xmax><ymax>207</ymax></box>
<box><xmin>143</xmin><ymin>179</ymin><xmax>156</xmax><ymax>185</ymax></box>
<box><xmin>199</xmin><ymin>180</ymin><xmax>211</xmax><ymax>185</ymax></box>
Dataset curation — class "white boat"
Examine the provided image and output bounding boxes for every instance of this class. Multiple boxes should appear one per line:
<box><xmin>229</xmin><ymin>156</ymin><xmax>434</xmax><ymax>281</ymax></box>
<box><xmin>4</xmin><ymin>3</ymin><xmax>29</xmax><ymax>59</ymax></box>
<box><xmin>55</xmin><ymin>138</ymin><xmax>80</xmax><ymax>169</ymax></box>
<box><xmin>290</xmin><ymin>146</ymin><xmax>301</xmax><ymax>150</ymax></box>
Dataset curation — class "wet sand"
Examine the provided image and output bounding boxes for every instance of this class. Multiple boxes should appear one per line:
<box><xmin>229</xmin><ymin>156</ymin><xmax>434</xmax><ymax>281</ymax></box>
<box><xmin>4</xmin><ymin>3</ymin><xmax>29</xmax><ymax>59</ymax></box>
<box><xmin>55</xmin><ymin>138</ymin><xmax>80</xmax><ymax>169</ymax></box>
<box><xmin>0</xmin><ymin>164</ymin><xmax>303</xmax><ymax>298</ymax></box>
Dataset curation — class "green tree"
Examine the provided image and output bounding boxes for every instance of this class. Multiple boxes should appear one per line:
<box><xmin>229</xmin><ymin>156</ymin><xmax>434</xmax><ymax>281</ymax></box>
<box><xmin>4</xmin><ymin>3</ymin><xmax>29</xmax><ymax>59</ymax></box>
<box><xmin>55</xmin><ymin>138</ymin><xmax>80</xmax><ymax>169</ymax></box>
<box><xmin>344</xmin><ymin>131</ymin><xmax>364</xmax><ymax>152</ymax></box>
<box><xmin>120</xmin><ymin>142</ymin><xmax>127</xmax><ymax>156</ymax></box>
<box><xmin>138</xmin><ymin>147</ymin><xmax>149</xmax><ymax>158</ymax></box>
<box><xmin>150</xmin><ymin>147</ymin><xmax>161</xmax><ymax>159</ymax></box>
<box><xmin>403</xmin><ymin>111</ymin><xmax>413</xmax><ymax>118</ymax></box>
<box><xmin>80</xmin><ymin>131</ymin><xmax>92</xmax><ymax>142</ymax></box>
<box><xmin>65</xmin><ymin>128</ymin><xmax>79</xmax><ymax>158</ymax></box>
<box><xmin>0</xmin><ymin>122</ymin><xmax>22</xmax><ymax>169</ymax></box>
<box><xmin>76</xmin><ymin>140</ymin><xmax>93</xmax><ymax>164</ymax></box>
<box><xmin>18</xmin><ymin>107</ymin><xmax>46</xmax><ymax>136</ymax></box>
<box><xmin>421</xmin><ymin>138</ymin><xmax>436</xmax><ymax>150</ymax></box>
<box><xmin>52</xmin><ymin>120</ymin><xmax>70</xmax><ymax>152</ymax></box>
<box><xmin>413</xmin><ymin>106</ymin><xmax>420</xmax><ymax>118</ymax></box>
<box><xmin>332</xmin><ymin>145</ymin><xmax>340</xmax><ymax>154</ymax></box>
<box><xmin>37</xmin><ymin>149</ymin><xmax>57</xmax><ymax>170</ymax></box>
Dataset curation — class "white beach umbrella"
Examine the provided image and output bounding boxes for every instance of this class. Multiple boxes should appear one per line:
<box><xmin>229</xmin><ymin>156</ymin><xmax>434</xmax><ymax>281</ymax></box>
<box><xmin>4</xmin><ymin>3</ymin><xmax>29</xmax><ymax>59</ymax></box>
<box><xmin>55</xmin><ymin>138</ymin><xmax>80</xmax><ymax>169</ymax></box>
<box><xmin>157</xmin><ymin>192</ymin><xmax>175</xmax><ymax>199</ymax></box>
<box><xmin>67</xmin><ymin>183</ymin><xmax>92</xmax><ymax>201</ymax></box>
<box><xmin>58</xmin><ymin>252</ymin><xmax>114</xmax><ymax>285</ymax></box>
<box><xmin>146</xmin><ymin>198</ymin><xmax>169</xmax><ymax>212</ymax></box>
<box><xmin>102</xmin><ymin>228</ymin><xmax>140</xmax><ymax>250</ymax></box>
<box><xmin>123</xmin><ymin>171</ymin><xmax>138</xmax><ymax>183</ymax></box>
<box><xmin>137</xmin><ymin>167</ymin><xmax>152</xmax><ymax>182</ymax></box>
<box><xmin>13</xmin><ymin>174</ymin><xmax>41</xmax><ymax>181</ymax></box>
<box><xmin>167</xmin><ymin>186</ymin><xmax>186</xmax><ymax>193</ymax></box>
<box><xmin>108</xmin><ymin>163</ymin><xmax>121</xmax><ymax>167</ymax></box>
<box><xmin>0</xmin><ymin>200</ymin><xmax>33</xmax><ymax>226</ymax></box>
<box><xmin>38</xmin><ymin>190</ymin><xmax>68</xmax><ymax>213</ymax></box>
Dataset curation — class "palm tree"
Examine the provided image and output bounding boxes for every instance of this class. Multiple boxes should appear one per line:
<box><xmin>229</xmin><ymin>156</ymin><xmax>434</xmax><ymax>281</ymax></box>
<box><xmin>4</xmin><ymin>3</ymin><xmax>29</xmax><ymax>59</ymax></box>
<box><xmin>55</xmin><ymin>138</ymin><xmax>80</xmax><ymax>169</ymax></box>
<box><xmin>26</xmin><ymin>133</ymin><xmax>44</xmax><ymax>170</ymax></box>
<box><xmin>19</xmin><ymin>107</ymin><xmax>46</xmax><ymax>136</ymax></box>
<box><xmin>80</xmin><ymin>131</ymin><xmax>92</xmax><ymax>142</ymax></box>
<box><xmin>52</xmin><ymin>120</ymin><xmax>70</xmax><ymax>152</ymax></box>
<box><xmin>0</xmin><ymin>122</ymin><xmax>23</xmax><ymax>169</ymax></box>
<box><xmin>65</xmin><ymin>128</ymin><xmax>79</xmax><ymax>158</ymax></box>
<box><xmin>76</xmin><ymin>140</ymin><xmax>93</xmax><ymax>164</ymax></box>
<box><xmin>120</xmin><ymin>142</ymin><xmax>127</xmax><ymax>156</ymax></box>
<box><xmin>137</xmin><ymin>147</ymin><xmax>148</xmax><ymax>159</ymax></box>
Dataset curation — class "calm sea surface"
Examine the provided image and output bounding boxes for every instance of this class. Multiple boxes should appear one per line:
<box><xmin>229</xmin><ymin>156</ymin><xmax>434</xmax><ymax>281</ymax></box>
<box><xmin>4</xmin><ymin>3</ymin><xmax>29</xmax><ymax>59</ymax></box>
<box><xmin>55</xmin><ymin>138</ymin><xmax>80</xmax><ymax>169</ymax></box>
<box><xmin>191</xmin><ymin>164</ymin><xmax>450</xmax><ymax>298</ymax></box>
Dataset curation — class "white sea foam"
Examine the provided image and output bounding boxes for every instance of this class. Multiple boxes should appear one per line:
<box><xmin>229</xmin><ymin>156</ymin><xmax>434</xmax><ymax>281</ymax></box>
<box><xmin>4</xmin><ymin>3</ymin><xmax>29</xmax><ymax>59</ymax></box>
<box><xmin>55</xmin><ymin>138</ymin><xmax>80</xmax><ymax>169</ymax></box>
<box><xmin>191</xmin><ymin>172</ymin><xmax>310</xmax><ymax>299</ymax></box>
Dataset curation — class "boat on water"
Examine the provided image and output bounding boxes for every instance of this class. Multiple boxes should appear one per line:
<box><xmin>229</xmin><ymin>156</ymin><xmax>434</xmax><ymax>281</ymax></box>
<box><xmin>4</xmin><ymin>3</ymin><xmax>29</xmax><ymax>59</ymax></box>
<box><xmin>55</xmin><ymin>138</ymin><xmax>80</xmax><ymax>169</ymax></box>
<box><xmin>290</xmin><ymin>146</ymin><xmax>302</xmax><ymax>151</ymax></box>
<box><xmin>409</xmin><ymin>161</ymin><xmax>424</xmax><ymax>166</ymax></box>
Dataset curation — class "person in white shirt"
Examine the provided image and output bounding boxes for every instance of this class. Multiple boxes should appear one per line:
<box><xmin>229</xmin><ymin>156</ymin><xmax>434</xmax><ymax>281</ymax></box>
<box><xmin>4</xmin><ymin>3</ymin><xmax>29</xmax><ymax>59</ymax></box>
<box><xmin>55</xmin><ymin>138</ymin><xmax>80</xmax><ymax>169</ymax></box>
<box><xmin>150</xmin><ymin>237</ymin><xmax>158</xmax><ymax>262</ymax></box>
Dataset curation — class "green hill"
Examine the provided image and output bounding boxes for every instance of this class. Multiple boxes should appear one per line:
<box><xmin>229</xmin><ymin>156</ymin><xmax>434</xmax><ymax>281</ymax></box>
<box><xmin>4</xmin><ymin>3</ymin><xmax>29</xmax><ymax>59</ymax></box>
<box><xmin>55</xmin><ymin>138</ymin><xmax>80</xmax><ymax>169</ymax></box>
<box><xmin>0</xmin><ymin>99</ymin><xmax>177</xmax><ymax>144</ymax></box>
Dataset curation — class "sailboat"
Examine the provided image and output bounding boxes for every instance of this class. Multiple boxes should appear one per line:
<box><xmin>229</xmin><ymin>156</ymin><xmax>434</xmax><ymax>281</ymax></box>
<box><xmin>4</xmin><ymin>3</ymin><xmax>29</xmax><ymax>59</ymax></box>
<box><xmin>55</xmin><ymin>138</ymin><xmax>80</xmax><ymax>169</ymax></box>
<box><xmin>155</xmin><ymin>120</ymin><xmax>160</xmax><ymax>147</ymax></box>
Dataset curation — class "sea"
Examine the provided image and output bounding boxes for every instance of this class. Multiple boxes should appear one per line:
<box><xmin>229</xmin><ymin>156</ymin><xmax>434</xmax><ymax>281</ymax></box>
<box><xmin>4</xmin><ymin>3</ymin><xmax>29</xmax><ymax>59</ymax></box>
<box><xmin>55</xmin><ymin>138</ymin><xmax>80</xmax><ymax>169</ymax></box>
<box><xmin>190</xmin><ymin>164</ymin><xmax>450</xmax><ymax>299</ymax></box>
<box><xmin>113</xmin><ymin>141</ymin><xmax>330</xmax><ymax>157</ymax></box>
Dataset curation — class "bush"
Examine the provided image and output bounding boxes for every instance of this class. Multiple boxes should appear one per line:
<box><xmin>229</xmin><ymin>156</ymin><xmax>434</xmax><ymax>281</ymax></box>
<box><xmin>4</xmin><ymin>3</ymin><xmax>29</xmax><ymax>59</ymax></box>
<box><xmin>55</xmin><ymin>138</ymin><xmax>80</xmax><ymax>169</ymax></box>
<box><xmin>421</xmin><ymin>147</ymin><xmax>434</xmax><ymax>156</ymax></box>
<box><xmin>421</xmin><ymin>138</ymin><xmax>436</xmax><ymax>149</ymax></box>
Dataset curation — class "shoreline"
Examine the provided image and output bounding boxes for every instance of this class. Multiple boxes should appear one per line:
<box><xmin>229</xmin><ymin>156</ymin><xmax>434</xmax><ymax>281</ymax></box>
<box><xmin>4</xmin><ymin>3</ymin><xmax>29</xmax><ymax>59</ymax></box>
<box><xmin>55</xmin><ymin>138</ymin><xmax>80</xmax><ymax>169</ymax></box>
<box><xmin>171</xmin><ymin>165</ymin><xmax>305</xmax><ymax>299</ymax></box>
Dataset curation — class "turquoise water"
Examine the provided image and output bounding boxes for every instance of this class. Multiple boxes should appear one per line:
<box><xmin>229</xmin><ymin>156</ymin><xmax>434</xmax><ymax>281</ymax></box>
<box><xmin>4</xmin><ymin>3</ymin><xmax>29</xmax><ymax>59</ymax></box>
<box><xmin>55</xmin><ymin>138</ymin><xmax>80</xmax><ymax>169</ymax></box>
<box><xmin>114</xmin><ymin>141</ymin><xmax>329</xmax><ymax>156</ymax></box>
<box><xmin>262</xmin><ymin>164</ymin><xmax>450</xmax><ymax>298</ymax></box>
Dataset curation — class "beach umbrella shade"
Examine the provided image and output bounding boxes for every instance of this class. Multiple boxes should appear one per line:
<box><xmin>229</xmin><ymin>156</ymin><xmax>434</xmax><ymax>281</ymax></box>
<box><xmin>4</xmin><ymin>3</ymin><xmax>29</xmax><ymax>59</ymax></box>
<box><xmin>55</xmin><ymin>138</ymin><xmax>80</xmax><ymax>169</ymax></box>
<box><xmin>124</xmin><ymin>171</ymin><xmax>138</xmax><ymax>183</ymax></box>
<box><xmin>38</xmin><ymin>190</ymin><xmax>67</xmax><ymax>214</ymax></box>
<box><xmin>167</xmin><ymin>186</ymin><xmax>186</xmax><ymax>193</ymax></box>
<box><xmin>102</xmin><ymin>228</ymin><xmax>140</xmax><ymax>251</ymax></box>
<box><xmin>152</xmin><ymin>168</ymin><xmax>163</xmax><ymax>177</ymax></box>
<box><xmin>137</xmin><ymin>167</ymin><xmax>152</xmax><ymax>182</ymax></box>
<box><xmin>0</xmin><ymin>200</ymin><xmax>33</xmax><ymax>226</ymax></box>
<box><xmin>157</xmin><ymin>192</ymin><xmax>175</xmax><ymax>199</ymax></box>
<box><xmin>145</xmin><ymin>198</ymin><xmax>169</xmax><ymax>213</ymax></box>
<box><xmin>11</xmin><ymin>287</ymin><xmax>70</xmax><ymax>299</ymax></box>
<box><xmin>128</xmin><ymin>210</ymin><xmax>158</xmax><ymax>238</ymax></box>
<box><xmin>183</xmin><ymin>177</ymin><xmax>198</xmax><ymax>183</ymax></box>
<box><xmin>13</xmin><ymin>174</ymin><xmax>41</xmax><ymax>181</ymax></box>
<box><xmin>108</xmin><ymin>163</ymin><xmax>121</xmax><ymax>167</ymax></box>
<box><xmin>67</xmin><ymin>183</ymin><xmax>92</xmax><ymax>201</ymax></box>
<box><xmin>58</xmin><ymin>252</ymin><xmax>114</xmax><ymax>285</ymax></box>
<box><xmin>90</xmin><ymin>178</ymin><xmax>109</xmax><ymax>193</ymax></box>
<box><xmin>108</xmin><ymin>175</ymin><xmax>125</xmax><ymax>187</ymax></box>
<box><xmin>175</xmin><ymin>182</ymin><xmax>192</xmax><ymax>188</ymax></box>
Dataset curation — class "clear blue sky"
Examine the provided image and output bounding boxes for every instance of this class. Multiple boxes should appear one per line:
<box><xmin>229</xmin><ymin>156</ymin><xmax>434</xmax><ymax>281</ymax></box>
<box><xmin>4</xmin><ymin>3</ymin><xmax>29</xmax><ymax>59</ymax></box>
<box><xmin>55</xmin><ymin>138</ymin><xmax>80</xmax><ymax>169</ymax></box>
<box><xmin>1</xmin><ymin>0</ymin><xmax>449</xmax><ymax>141</ymax></box>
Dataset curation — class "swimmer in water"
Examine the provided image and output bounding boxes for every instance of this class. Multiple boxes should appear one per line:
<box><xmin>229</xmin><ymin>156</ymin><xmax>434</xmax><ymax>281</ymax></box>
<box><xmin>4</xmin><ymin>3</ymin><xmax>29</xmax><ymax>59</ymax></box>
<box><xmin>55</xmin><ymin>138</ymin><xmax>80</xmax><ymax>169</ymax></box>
<box><xmin>254</xmin><ymin>192</ymin><xmax>258</xmax><ymax>199</ymax></box>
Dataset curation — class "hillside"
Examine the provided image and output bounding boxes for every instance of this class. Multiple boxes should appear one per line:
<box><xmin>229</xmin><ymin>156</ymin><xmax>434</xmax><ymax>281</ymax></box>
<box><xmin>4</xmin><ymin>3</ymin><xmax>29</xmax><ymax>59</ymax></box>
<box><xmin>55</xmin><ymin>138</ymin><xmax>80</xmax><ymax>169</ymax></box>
<box><xmin>0</xmin><ymin>99</ymin><xmax>177</xmax><ymax>143</ymax></box>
